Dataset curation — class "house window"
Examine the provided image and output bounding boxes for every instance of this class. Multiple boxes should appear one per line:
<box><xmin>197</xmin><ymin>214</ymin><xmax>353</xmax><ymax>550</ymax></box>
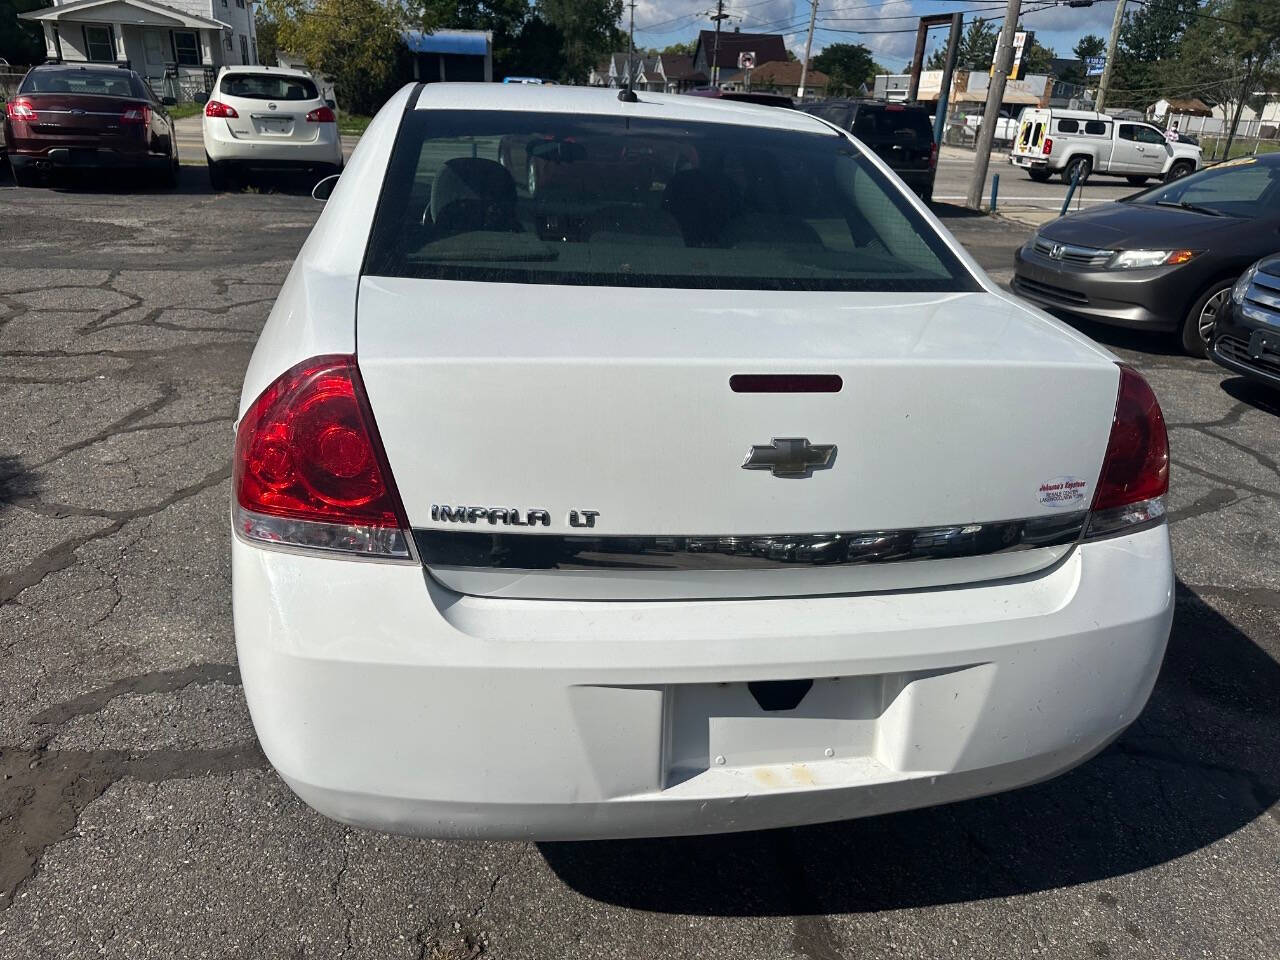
<box><xmin>225</xmin><ymin>35</ymin><xmax>233</xmax><ymax>50</ymax></box>
<box><xmin>240</xmin><ymin>35</ymin><xmax>249</xmax><ymax>65</ymax></box>
<box><xmin>172</xmin><ymin>30</ymin><xmax>201</xmax><ymax>66</ymax></box>
<box><xmin>83</xmin><ymin>24</ymin><xmax>116</xmax><ymax>62</ymax></box>
<box><xmin>237</xmin><ymin>0</ymin><xmax>245</xmax><ymax>7</ymax></box>
<box><xmin>222</xmin><ymin>0</ymin><xmax>228</xmax><ymax>5</ymax></box>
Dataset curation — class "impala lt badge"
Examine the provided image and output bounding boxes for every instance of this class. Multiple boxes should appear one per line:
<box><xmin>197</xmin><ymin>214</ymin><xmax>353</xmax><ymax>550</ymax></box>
<box><xmin>742</xmin><ymin>438</ymin><xmax>836</xmax><ymax>478</ymax></box>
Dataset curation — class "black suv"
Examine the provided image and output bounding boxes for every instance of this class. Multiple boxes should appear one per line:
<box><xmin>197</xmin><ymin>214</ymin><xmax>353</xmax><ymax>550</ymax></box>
<box><xmin>803</xmin><ymin>99</ymin><xmax>938</xmax><ymax>202</ymax></box>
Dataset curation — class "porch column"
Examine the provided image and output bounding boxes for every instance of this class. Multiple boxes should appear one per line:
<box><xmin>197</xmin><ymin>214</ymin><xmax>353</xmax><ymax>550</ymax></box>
<box><xmin>115</xmin><ymin>21</ymin><xmax>126</xmax><ymax>61</ymax></box>
<box><xmin>41</xmin><ymin>22</ymin><xmax>57</xmax><ymax>58</ymax></box>
<box><xmin>200</xmin><ymin>30</ymin><xmax>213</xmax><ymax>65</ymax></box>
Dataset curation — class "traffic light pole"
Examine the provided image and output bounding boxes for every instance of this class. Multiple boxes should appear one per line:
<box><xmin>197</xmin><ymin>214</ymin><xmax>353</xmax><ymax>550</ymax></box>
<box><xmin>966</xmin><ymin>0</ymin><xmax>1021</xmax><ymax>209</ymax></box>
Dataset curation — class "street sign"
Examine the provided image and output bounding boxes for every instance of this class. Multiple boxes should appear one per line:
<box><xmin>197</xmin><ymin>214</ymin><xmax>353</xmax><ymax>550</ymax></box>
<box><xmin>1085</xmin><ymin>55</ymin><xmax>1106</xmax><ymax>76</ymax></box>
<box><xmin>737</xmin><ymin>51</ymin><xmax>756</xmax><ymax>70</ymax></box>
<box><xmin>993</xmin><ymin>31</ymin><xmax>1034</xmax><ymax>80</ymax></box>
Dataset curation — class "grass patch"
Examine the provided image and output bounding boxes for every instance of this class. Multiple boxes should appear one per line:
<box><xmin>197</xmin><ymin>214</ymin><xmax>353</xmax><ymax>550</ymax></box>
<box><xmin>167</xmin><ymin>103</ymin><xmax>205</xmax><ymax>120</ymax></box>
<box><xmin>1198</xmin><ymin>137</ymin><xmax>1280</xmax><ymax>161</ymax></box>
<box><xmin>338</xmin><ymin>113</ymin><xmax>373</xmax><ymax>137</ymax></box>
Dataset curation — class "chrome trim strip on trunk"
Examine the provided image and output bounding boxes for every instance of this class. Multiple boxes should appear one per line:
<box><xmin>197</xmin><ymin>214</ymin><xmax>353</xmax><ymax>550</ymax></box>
<box><xmin>412</xmin><ymin>512</ymin><xmax>1088</xmax><ymax>573</ymax></box>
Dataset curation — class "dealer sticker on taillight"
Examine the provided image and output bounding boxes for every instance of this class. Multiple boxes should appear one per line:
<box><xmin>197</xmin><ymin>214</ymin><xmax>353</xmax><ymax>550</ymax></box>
<box><xmin>1038</xmin><ymin>476</ymin><xmax>1088</xmax><ymax>509</ymax></box>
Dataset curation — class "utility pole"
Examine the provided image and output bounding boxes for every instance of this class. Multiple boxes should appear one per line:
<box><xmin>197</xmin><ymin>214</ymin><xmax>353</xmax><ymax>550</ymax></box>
<box><xmin>798</xmin><ymin>0</ymin><xmax>819</xmax><ymax>99</ymax></box>
<box><xmin>626</xmin><ymin>0</ymin><xmax>636</xmax><ymax>89</ymax></box>
<box><xmin>1094</xmin><ymin>0</ymin><xmax>1125</xmax><ymax>114</ymax></box>
<box><xmin>711</xmin><ymin>0</ymin><xmax>727</xmax><ymax>87</ymax></box>
<box><xmin>966</xmin><ymin>0</ymin><xmax>1020</xmax><ymax>209</ymax></box>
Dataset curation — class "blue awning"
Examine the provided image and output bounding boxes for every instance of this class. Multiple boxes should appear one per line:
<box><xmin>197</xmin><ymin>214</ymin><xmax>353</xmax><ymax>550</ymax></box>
<box><xmin>403</xmin><ymin>30</ymin><xmax>489</xmax><ymax>56</ymax></box>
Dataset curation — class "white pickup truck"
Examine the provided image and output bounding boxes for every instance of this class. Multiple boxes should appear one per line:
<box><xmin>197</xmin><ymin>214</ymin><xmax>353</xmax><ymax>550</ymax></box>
<box><xmin>1010</xmin><ymin>108</ymin><xmax>1202</xmax><ymax>186</ymax></box>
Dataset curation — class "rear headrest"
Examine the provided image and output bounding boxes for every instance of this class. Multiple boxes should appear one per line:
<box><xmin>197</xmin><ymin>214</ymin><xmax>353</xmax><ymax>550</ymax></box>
<box><xmin>430</xmin><ymin>158</ymin><xmax>519</xmax><ymax>233</ymax></box>
<box><xmin>661</xmin><ymin>169</ymin><xmax>740</xmax><ymax>247</ymax></box>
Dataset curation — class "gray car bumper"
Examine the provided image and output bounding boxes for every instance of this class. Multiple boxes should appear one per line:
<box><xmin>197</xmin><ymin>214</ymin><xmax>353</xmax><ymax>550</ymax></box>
<box><xmin>1012</xmin><ymin>245</ymin><xmax>1185</xmax><ymax>332</ymax></box>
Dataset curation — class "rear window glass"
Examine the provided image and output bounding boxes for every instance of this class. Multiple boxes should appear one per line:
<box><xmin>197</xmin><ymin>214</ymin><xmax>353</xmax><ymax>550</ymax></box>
<box><xmin>1085</xmin><ymin>120</ymin><xmax>1108</xmax><ymax>135</ymax></box>
<box><xmin>852</xmin><ymin>107</ymin><xmax>933</xmax><ymax>143</ymax></box>
<box><xmin>220</xmin><ymin>73</ymin><xmax>318</xmax><ymax>100</ymax></box>
<box><xmin>1056</xmin><ymin>119</ymin><xmax>1079</xmax><ymax>133</ymax></box>
<box><xmin>364</xmin><ymin>110</ymin><xmax>975</xmax><ymax>292</ymax></box>
<box><xmin>20</xmin><ymin>69</ymin><xmax>142</xmax><ymax>98</ymax></box>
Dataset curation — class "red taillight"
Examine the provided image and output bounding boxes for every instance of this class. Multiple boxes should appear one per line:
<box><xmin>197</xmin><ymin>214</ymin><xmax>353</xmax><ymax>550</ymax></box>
<box><xmin>234</xmin><ymin>356</ymin><xmax>407</xmax><ymax>532</ymax></box>
<box><xmin>6</xmin><ymin>98</ymin><xmax>38</xmax><ymax>122</ymax></box>
<box><xmin>120</xmin><ymin>104</ymin><xmax>150</xmax><ymax>125</ymax></box>
<box><xmin>205</xmin><ymin>100</ymin><xmax>239</xmax><ymax>118</ymax></box>
<box><xmin>929</xmin><ymin>141</ymin><xmax>938</xmax><ymax>170</ymax></box>
<box><xmin>1092</xmin><ymin>365</ymin><xmax>1168</xmax><ymax>512</ymax></box>
<box><xmin>1042</xmin><ymin>137</ymin><xmax>1053</xmax><ymax>156</ymax></box>
<box><xmin>306</xmin><ymin>106</ymin><xmax>336</xmax><ymax>123</ymax></box>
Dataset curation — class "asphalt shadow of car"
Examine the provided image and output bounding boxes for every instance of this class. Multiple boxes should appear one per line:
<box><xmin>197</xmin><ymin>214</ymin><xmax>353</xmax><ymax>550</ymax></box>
<box><xmin>1220</xmin><ymin>376</ymin><xmax>1280</xmax><ymax>418</ymax></box>
<box><xmin>539</xmin><ymin>583</ymin><xmax>1279</xmax><ymax>915</ymax></box>
<box><xmin>0</xmin><ymin>454</ymin><xmax>41</xmax><ymax>515</ymax></box>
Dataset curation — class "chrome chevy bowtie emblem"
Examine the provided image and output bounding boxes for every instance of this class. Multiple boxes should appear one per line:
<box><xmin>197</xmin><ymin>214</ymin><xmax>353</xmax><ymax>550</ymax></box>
<box><xmin>742</xmin><ymin>438</ymin><xmax>836</xmax><ymax>478</ymax></box>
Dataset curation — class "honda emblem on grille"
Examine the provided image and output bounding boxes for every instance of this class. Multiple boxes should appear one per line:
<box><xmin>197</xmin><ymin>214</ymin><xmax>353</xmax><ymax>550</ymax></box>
<box><xmin>742</xmin><ymin>438</ymin><xmax>836</xmax><ymax>478</ymax></box>
<box><xmin>1050</xmin><ymin>243</ymin><xmax>1065</xmax><ymax>260</ymax></box>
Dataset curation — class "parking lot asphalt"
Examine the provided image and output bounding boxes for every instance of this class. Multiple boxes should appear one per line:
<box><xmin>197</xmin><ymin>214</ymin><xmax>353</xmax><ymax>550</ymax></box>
<box><xmin>1</xmin><ymin>167</ymin><xmax>1278</xmax><ymax>960</ymax></box>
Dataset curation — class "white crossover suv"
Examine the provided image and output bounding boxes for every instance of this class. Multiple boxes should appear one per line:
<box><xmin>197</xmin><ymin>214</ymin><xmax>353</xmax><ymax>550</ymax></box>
<box><xmin>232</xmin><ymin>83</ymin><xmax>1174</xmax><ymax>840</ymax></box>
<box><xmin>203</xmin><ymin>65</ymin><xmax>342</xmax><ymax>189</ymax></box>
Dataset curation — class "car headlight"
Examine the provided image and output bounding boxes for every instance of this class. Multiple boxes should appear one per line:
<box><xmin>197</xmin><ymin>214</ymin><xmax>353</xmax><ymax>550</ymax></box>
<box><xmin>1232</xmin><ymin>260</ymin><xmax>1261</xmax><ymax>304</ymax></box>
<box><xmin>1109</xmin><ymin>249</ymin><xmax>1199</xmax><ymax>270</ymax></box>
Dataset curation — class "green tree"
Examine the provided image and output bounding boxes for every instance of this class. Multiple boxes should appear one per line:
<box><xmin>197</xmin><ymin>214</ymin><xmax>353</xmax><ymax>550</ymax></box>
<box><xmin>956</xmin><ymin>17</ymin><xmax>997</xmax><ymax>70</ymax></box>
<box><xmin>0</xmin><ymin>0</ymin><xmax>45</xmax><ymax>65</ymax></box>
<box><xmin>1073</xmin><ymin>33</ymin><xmax>1105</xmax><ymax>62</ymax></box>
<box><xmin>813</xmin><ymin>43</ymin><xmax>879</xmax><ymax>94</ymax></box>
<box><xmin>262</xmin><ymin>0</ymin><xmax>404</xmax><ymax>114</ymax></box>
<box><xmin>1109</xmin><ymin>0</ymin><xmax>1201</xmax><ymax>108</ymax></box>
<box><xmin>538</xmin><ymin>0</ymin><xmax>624</xmax><ymax>82</ymax></box>
<box><xmin>1171</xmin><ymin>0</ymin><xmax>1280</xmax><ymax>154</ymax></box>
<box><xmin>660</xmin><ymin>41</ymin><xmax>695</xmax><ymax>57</ymax></box>
<box><xmin>254</xmin><ymin>7</ymin><xmax>280</xmax><ymax>66</ymax></box>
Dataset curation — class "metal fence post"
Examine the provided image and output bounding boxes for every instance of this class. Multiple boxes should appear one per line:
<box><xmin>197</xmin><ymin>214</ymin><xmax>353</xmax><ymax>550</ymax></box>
<box><xmin>1060</xmin><ymin>167</ymin><xmax>1081</xmax><ymax>217</ymax></box>
<box><xmin>990</xmin><ymin>173</ymin><xmax>1000</xmax><ymax>212</ymax></box>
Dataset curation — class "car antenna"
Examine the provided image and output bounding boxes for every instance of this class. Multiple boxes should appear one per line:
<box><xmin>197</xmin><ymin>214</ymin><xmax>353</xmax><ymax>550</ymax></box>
<box><xmin>618</xmin><ymin>84</ymin><xmax>638</xmax><ymax>103</ymax></box>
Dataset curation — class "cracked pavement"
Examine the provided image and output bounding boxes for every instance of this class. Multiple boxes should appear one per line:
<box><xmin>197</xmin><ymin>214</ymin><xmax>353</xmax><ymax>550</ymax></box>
<box><xmin>0</xmin><ymin>172</ymin><xmax>1278</xmax><ymax>960</ymax></box>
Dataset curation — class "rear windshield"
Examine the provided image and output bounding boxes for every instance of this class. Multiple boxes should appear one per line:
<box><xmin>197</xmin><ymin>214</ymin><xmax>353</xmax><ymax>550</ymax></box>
<box><xmin>220</xmin><ymin>73</ymin><xmax>319</xmax><ymax>101</ymax></box>
<box><xmin>20</xmin><ymin>69</ymin><xmax>143</xmax><ymax>98</ymax></box>
<box><xmin>852</xmin><ymin>107</ymin><xmax>934</xmax><ymax>143</ymax></box>
<box><xmin>364</xmin><ymin>110</ymin><xmax>974</xmax><ymax>292</ymax></box>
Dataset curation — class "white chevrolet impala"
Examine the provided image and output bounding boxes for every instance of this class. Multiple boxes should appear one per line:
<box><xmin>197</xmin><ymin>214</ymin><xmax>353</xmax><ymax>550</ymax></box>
<box><xmin>232</xmin><ymin>83</ymin><xmax>1174</xmax><ymax>840</ymax></box>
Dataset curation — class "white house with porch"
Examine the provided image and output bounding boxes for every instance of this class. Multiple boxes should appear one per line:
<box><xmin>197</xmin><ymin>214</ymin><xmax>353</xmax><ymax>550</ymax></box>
<box><xmin>20</xmin><ymin>0</ymin><xmax>258</xmax><ymax>102</ymax></box>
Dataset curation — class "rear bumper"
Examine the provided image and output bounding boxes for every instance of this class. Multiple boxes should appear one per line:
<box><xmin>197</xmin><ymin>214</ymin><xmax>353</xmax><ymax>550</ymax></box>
<box><xmin>1012</xmin><ymin>244</ymin><xmax>1187</xmax><ymax>331</ymax></box>
<box><xmin>9</xmin><ymin>146</ymin><xmax>166</xmax><ymax>170</ymax></box>
<box><xmin>203</xmin><ymin>118</ymin><xmax>342</xmax><ymax>166</ymax></box>
<box><xmin>233</xmin><ymin>523</ymin><xmax>1174</xmax><ymax>840</ymax></box>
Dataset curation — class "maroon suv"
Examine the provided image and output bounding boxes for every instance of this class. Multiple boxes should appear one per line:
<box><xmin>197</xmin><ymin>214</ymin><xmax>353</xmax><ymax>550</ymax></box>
<box><xmin>4</xmin><ymin>62</ymin><xmax>178</xmax><ymax>187</ymax></box>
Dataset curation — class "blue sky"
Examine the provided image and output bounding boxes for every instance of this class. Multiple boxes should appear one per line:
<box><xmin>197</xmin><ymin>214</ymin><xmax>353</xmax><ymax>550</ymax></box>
<box><xmin>630</xmin><ymin>0</ymin><xmax>1120</xmax><ymax>69</ymax></box>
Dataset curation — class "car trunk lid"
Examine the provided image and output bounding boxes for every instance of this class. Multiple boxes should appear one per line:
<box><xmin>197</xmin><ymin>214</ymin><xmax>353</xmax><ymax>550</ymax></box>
<box><xmin>357</xmin><ymin>278</ymin><xmax>1118</xmax><ymax>600</ymax></box>
<box><xmin>11</xmin><ymin>93</ymin><xmax>146</xmax><ymax>144</ymax></box>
